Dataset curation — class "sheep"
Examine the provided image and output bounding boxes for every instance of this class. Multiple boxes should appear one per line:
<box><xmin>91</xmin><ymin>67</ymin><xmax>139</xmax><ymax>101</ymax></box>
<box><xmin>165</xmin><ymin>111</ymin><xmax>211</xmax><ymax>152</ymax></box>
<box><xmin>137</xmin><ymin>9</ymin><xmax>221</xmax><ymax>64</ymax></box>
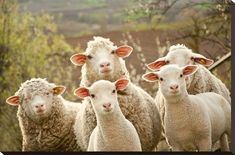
<box><xmin>70</xmin><ymin>36</ymin><xmax>161</xmax><ymax>151</ymax></box>
<box><xmin>142</xmin><ymin>65</ymin><xmax>231</xmax><ymax>151</ymax></box>
<box><xmin>146</xmin><ymin>44</ymin><xmax>231</xmax><ymax>151</ymax></box>
<box><xmin>6</xmin><ymin>78</ymin><xmax>81</xmax><ymax>151</ymax></box>
<box><xmin>74</xmin><ymin>78</ymin><xmax>142</xmax><ymax>151</ymax></box>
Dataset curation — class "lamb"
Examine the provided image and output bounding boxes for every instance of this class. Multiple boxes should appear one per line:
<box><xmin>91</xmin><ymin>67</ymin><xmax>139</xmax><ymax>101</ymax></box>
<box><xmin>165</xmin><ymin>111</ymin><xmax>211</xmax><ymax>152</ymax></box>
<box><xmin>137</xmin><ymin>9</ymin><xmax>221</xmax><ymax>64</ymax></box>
<box><xmin>6</xmin><ymin>78</ymin><xmax>81</xmax><ymax>151</ymax></box>
<box><xmin>74</xmin><ymin>78</ymin><xmax>142</xmax><ymax>151</ymax></box>
<box><xmin>142</xmin><ymin>65</ymin><xmax>231</xmax><ymax>151</ymax></box>
<box><xmin>70</xmin><ymin>36</ymin><xmax>161</xmax><ymax>151</ymax></box>
<box><xmin>146</xmin><ymin>44</ymin><xmax>231</xmax><ymax>151</ymax></box>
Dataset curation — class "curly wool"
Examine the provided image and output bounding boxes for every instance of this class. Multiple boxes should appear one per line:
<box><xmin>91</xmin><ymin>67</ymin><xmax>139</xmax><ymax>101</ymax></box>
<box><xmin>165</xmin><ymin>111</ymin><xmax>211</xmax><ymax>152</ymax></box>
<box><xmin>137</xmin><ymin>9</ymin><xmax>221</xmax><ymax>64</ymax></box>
<box><xmin>15</xmin><ymin>78</ymin><xmax>81</xmax><ymax>151</ymax></box>
<box><xmin>155</xmin><ymin>45</ymin><xmax>231</xmax><ymax>151</ymax></box>
<box><xmin>74</xmin><ymin>83</ymin><xmax>161</xmax><ymax>151</ymax></box>
<box><xmin>74</xmin><ymin>37</ymin><xmax>161</xmax><ymax>151</ymax></box>
<box><xmin>80</xmin><ymin>37</ymin><xmax>130</xmax><ymax>87</ymax></box>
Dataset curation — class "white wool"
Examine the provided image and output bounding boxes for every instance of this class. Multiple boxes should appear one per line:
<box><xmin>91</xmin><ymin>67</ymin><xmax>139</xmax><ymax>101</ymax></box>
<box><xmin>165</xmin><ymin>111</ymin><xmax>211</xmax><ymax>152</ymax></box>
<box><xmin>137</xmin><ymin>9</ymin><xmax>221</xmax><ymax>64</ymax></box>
<box><xmin>73</xmin><ymin>36</ymin><xmax>162</xmax><ymax>151</ymax></box>
<box><xmin>11</xmin><ymin>78</ymin><xmax>81</xmax><ymax>151</ymax></box>
<box><xmin>152</xmin><ymin>44</ymin><xmax>231</xmax><ymax>151</ymax></box>
<box><xmin>84</xmin><ymin>80</ymin><xmax>142</xmax><ymax>151</ymax></box>
<box><xmin>150</xmin><ymin>65</ymin><xmax>231</xmax><ymax>151</ymax></box>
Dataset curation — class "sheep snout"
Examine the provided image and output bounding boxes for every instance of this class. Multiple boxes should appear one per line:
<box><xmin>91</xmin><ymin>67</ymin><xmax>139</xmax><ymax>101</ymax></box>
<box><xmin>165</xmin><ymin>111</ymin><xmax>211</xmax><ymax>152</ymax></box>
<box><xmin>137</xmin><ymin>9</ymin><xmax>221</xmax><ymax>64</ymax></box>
<box><xmin>170</xmin><ymin>84</ymin><xmax>179</xmax><ymax>91</ymax></box>
<box><xmin>35</xmin><ymin>104</ymin><xmax>46</xmax><ymax>113</ymax></box>
<box><xmin>103</xmin><ymin>103</ymin><xmax>112</xmax><ymax>112</ymax></box>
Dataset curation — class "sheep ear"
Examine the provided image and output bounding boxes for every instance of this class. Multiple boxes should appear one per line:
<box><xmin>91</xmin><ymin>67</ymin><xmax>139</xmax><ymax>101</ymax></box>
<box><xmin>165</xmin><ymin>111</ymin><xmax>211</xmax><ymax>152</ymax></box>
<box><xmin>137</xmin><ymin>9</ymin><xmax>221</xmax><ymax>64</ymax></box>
<box><xmin>115</xmin><ymin>78</ymin><xmax>129</xmax><ymax>91</ymax></box>
<box><xmin>70</xmin><ymin>53</ymin><xmax>87</xmax><ymax>66</ymax></box>
<box><xmin>52</xmin><ymin>86</ymin><xmax>66</xmax><ymax>95</ymax></box>
<box><xmin>6</xmin><ymin>96</ymin><xmax>20</xmax><ymax>106</ymax></box>
<box><xmin>74</xmin><ymin>87</ymin><xmax>90</xmax><ymax>99</ymax></box>
<box><xmin>147</xmin><ymin>57</ymin><xmax>167</xmax><ymax>71</ymax></box>
<box><xmin>191</xmin><ymin>53</ymin><xmax>214</xmax><ymax>67</ymax></box>
<box><xmin>142</xmin><ymin>72</ymin><xmax>159</xmax><ymax>82</ymax></box>
<box><xmin>115</xmin><ymin>45</ymin><xmax>133</xmax><ymax>58</ymax></box>
<box><xmin>182</xmin><ymin>65</ymin><xmax>198</xmax><ymax>76</ymax></box>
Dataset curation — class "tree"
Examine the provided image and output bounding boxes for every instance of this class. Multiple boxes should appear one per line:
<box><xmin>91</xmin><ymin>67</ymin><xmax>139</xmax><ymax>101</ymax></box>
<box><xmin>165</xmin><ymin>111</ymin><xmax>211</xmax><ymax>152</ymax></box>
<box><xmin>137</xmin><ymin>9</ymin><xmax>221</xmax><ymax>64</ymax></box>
<box><xmin>0</xmin><ymin>0</ymin><xmax>80</xmax><ymax>151</ymax></box>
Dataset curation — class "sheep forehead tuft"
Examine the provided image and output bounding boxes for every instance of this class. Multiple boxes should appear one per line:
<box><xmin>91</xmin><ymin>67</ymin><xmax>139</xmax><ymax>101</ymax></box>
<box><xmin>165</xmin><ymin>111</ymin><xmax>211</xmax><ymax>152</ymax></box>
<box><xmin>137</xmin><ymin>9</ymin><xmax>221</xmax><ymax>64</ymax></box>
<box><xmin>159</xmin><ymin>64</ymin><xmax>181</xmax><ymax>76</ymax></box>
<box><xmin>90</xmin><ymin>80</ymin><xmax>114</xmax><ymax>92</ymax></box>
<box><xmin>16</xmin><ymin>78</ymin><xmax>55</xmax><ymax>97</ymax></box>
<box><xmin>168</xmin><ymin>44</ymin><xmax>192</xmax><ymax>54</ymax></box>
<box><xmin>86</xmin><ymin>36</ymin><xmax>117</xmax><ymax>53</ymax></box>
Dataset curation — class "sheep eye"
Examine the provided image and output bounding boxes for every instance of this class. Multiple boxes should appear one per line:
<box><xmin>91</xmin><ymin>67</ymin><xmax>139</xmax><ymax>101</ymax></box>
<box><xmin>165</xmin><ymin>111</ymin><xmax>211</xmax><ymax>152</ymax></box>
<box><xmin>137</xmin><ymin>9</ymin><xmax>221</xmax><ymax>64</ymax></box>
<box><xmin>166</xmin><ymin>60</ymin><xmax>169</xmax><ymax>64</ymax></box>
<box><xmin>87</xmin><ymin>55</ymin><xmax>93</xmax><ymax>59</ymax></box>
<box><xmin>180</xmin><ymin>74</ymin><xmax>183</xmax><ymax>78</ymax></box>
<box><xmin>91</xmin><ymin>94</ymin><xmax>95</xmax><ymax>98</ymax></box>
<box><xmin>160</xmin><ymin>77</ymin><xmax>163</xmax><ymax>81</ymax></box>
<box><xmin>111</xmin><ymin>50</ymin><xmax>115</xmax><ymax>54</ymax></box>
<box><xmin>112</xmin><ymin>90</ymin><xmax>116</xmax><ymax>93</ymax></box>
<box><xmin>191</xmin><ymin>57</ymin><xmax>194</xmax><ymax>61</ymax></box>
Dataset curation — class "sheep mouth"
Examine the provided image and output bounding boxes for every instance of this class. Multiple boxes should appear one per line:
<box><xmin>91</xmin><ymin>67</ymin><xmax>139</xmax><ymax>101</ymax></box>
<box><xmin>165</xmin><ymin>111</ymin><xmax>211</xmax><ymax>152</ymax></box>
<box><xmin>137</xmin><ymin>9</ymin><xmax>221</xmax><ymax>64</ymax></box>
<box><xmin>36</xmin><ymin>109</ymin><xmax>46</xmax><ymax>115</ymax></box>
<box><xmin>100</xmin><ymin>68</ymin><xmax>112</xmax><ymax>74</ymax></box>
<box><xmin>169</xmin><ymin>90</ymin><xmax>180</xmax><ymax>95</ymax></box>
<box><xmin>103</xmin><ymin>108</ymin><xmax>113</xmax><ymax>113</ymax></box>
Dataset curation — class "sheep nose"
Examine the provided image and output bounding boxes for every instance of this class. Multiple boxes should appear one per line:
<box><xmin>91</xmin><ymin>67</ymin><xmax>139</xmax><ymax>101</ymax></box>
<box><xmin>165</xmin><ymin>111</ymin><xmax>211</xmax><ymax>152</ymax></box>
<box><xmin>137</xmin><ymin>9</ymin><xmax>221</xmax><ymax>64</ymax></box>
<box><xmin>103</xmin><ymin>103</ymin><xmax>111</xmax><ymax>109</ymax></box>
<box><xmin>170</xmin><ymin>85</ymin><xmax>179</xmax><ymax>90</ymax></box>
<box><xmin>35</xmin><ymin>104</ymin><xmax>44</xmax><ymax>109</ymax></box>
<box><xmin>100</xmin><ymin>62</ymin><xmax>110</xmax><ymax>68</ymax></box>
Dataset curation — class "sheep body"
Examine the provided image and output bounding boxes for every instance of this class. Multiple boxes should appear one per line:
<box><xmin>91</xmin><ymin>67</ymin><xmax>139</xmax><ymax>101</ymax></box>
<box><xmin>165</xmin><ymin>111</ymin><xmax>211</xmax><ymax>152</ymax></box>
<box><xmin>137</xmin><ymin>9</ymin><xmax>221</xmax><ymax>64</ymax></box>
<box><xmin>7</xmin><ymin>78</ymin><xmax>81</xmax><ymax>151</ymax></box>
<box><xmin>147</xmin><ymin>44</ymin><xmax>231</xmax><ymax>150</ymax></box>
<box><xmin>74</xmin><ymin>83</ymin><xmax>161</xmax><ymax>151</ymax></box>
<box><xmin>165</xmin><ymin>92</ymin><xmax>230</xmax><ymax>151</ymax></box>
<box><xmin>72</xmin><ymin>36</ymin><xmax>161</xmax><ymax>151</ymax></box>
<box><xmin>143</xmin><ymin>65</ymin><xmax>231</xmax><ymax>151</ymax></box>
<box><xmin>75</xmin><ymin>80</ymin><xmax>142</xmax><ymax>151</ymax></box>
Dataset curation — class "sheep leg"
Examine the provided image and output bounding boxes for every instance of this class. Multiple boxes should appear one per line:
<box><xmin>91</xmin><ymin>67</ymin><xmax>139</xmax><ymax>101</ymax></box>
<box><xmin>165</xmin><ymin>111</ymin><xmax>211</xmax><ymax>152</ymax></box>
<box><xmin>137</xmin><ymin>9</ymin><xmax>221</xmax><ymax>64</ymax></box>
<box><xmin>171</xmin><ymin>144</ymin><xmax>183</xmax><ymax>151</ymax></box>
<box><xmin>220</xmin><ymin>133</ymin><xmax>230</xmax><ymax>151</ymax></box>
<box><xmin>197</xmin><ymin>138</ymin><xmax>212</xmax><ymax>151</ymax></box>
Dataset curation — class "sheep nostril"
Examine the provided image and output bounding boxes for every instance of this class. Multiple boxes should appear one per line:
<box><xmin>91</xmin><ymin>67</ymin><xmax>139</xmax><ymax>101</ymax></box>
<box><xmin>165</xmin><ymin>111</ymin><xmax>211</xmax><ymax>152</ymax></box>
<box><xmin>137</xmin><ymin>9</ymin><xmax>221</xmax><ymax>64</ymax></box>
<box><xmin>170</xmin><ymin>85</ymin><xmax>178</xmax><ymax>90</ymax></box>
<box><xmin>40</xmin><ymin>104</ymin><xmax>44</xmax><ymax>107</ymax></box>
<box><xmin>106</xmin><ymin>63</ymin><xmax>110</xmax><ymax>67</ymax></box>
<box><xmin>103</xmin><ymin>103</ymin><xmax>111</xmax><ymax>108</ymax></box>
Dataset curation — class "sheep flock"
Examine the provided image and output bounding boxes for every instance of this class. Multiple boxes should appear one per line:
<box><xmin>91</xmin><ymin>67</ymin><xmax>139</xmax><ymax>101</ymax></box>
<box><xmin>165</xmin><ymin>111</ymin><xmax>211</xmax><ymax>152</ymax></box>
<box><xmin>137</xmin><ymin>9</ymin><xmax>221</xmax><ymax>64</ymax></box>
<box><xmin>6</xmin><ymin>36</ymin><xmax>231</xmax><ymax>152</ymax></box>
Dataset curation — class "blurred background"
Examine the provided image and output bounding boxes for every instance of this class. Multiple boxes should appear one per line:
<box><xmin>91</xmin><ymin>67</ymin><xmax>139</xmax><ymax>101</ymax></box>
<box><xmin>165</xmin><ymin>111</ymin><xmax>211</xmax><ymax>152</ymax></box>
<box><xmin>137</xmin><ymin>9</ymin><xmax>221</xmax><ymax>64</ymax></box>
<box><xmin>0</xmin><ymin>0</ymin><xmax>231</xmax><ymax>151</ymax></box>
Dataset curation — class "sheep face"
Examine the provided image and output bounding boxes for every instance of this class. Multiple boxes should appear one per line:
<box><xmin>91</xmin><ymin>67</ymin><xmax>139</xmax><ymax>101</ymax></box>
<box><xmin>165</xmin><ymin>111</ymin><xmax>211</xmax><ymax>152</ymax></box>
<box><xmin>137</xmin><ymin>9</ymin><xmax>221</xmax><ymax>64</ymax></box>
<box><xmin>6</xmin><ymin>78</ymin><xmax>66</xmax><ymax>120</ymax></box>
<box><xmin>146</xmin><ymin>44</ymin><xmax>214</xmax><ymax>88</ymax></box>
<box><xmin>70</xmin><ymin>37</ymin><xmax>132</xmax><ymax>79</ymax></box>
<box><xmin>74</xmin><ymin>78</ymin><xmax>129</xmax><ymax>115</ymax></box>
<box><xmin>143</xmin><ymin>65</ymin><xmax>198</xmax><ymax>98</ymax></box>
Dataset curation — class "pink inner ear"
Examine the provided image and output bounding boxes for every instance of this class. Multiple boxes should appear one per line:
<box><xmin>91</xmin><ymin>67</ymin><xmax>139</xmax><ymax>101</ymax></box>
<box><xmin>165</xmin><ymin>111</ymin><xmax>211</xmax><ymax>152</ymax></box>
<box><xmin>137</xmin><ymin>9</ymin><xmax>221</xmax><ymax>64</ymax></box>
<box><xmin>194</xmin><ymin>57</ymin><xmax>214</xmax><ymax>66</ymax></box>
<box><xmin>115</xmin><ymin>45</ymin><xmax>133</xmax><ymax>58</ymax></box>
<box><xmin>143</xmin><ymin>73</ymin><xmax>159</xmax><ymax>82</ymax></box>
<box><xmin>6</xmin><ymin>96</ymin><xmax>20</xmax><ymax>106</ymax></box>
<box><xmin>70</xmin><ymin>54</ymin><xmax>87</xmax><ymax>66</ymax></box>
<box><xmin>147</xmin><ymin>60</ymin><xmax>167</xmax><ymax>71</ymax></box>
<box><xmin>53</xmin><ymin>86</ymin><xmax>66</xmax><ymax>95</ymax></box>
<box><xmin>183</xmin><ymin>66</ymin><xmax>197</xmax><ymax>75</ymax></box>
<box><xmin>115</xmin><ymin>79</ymin><xmax>129</xmax><ymax>91</ymax></box>
<box><xmin>74</xmin><ymin>87</ymin><xmax>90</xmax><ymax>98</ymax></box>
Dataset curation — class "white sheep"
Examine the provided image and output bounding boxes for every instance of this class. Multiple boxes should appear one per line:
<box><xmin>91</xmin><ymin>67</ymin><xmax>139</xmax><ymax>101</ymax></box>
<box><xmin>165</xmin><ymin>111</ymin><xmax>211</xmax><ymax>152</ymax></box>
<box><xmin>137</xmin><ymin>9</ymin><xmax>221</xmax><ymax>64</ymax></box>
<box><xmin>6</xmin><ymin>78</ymin><xmax>81</xmax><ymax>151</ymax></box>
<box><xmin>142</xmin><ymin>65</ymin><xmax>231</xmax><ymax>151</ymax></box>
<box><xmin>70</xmin><ymin>36</ymin><xmax>161</xmax><ymax>151</ymax></box>
<box><xmin>74</xmin><ymin>78</ymin><xmax>142</xmax><ymax>151</ymax></box>
<box><xmin>146</xmin><ymin>44</ymin><xmax>231</xmax><ymax>151</ymax></box>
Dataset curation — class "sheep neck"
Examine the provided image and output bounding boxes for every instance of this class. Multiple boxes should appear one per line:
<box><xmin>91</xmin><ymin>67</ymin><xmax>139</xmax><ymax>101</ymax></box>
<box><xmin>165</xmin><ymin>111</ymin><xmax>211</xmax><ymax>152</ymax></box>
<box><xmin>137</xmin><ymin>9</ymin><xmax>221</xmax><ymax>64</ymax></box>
<box><xmin>163</xmin><ymin>90</ymin><xmax>193</xmax><ymax>126</ymax></box>
<box><xmin>95</xmin><ymin>106</ymin><xmax>127</xmax><ymax>139</ymax></box>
